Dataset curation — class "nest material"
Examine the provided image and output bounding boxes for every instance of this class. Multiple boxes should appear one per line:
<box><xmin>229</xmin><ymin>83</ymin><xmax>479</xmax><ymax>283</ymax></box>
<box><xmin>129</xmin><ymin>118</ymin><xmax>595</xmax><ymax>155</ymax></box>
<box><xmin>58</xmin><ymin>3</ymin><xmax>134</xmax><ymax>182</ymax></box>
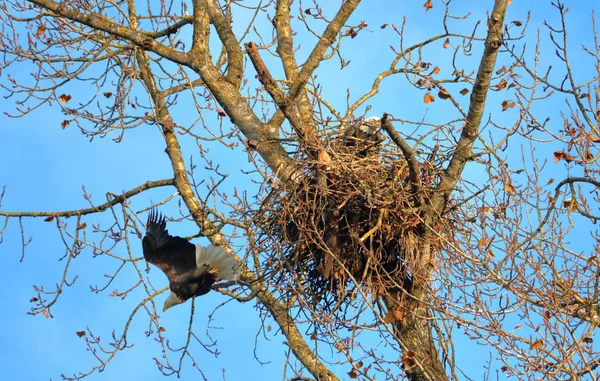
<box><xmin>256</xmin><ymin>129</ymin><xmax>442</xmax><ymax>311</ymax></box>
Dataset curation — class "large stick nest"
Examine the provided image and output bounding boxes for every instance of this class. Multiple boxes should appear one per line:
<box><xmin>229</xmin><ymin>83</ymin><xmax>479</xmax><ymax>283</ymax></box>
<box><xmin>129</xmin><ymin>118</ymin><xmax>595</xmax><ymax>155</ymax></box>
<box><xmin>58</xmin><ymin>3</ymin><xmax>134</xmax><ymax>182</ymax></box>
<box><xmin>255</xmin><ymin>123</ymin><xmax>447</xmax><ymax>313</ymax></box>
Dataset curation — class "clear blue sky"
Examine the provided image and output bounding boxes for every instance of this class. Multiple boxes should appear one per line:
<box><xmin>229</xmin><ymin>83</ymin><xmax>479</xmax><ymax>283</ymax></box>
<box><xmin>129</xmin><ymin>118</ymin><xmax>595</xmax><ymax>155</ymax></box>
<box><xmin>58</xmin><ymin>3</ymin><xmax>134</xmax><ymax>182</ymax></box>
<box><xmin>1</xmin><ymin>1</ymin><xmax>598</xmax><ymax>380</ymax></box>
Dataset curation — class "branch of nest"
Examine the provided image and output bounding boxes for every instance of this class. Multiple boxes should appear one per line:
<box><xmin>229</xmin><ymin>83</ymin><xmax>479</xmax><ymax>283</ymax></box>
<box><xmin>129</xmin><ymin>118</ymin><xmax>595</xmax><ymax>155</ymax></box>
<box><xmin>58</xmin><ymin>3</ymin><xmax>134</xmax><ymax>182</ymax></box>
<box><xmin>381</xmin><ymin>113</ymin><xmax>423</xmax><ymax>205</ymax></box>
<box><xmin>360</xmin><ymin>208</ymin><xmax>386</xmax><ymax>242</ymax></box>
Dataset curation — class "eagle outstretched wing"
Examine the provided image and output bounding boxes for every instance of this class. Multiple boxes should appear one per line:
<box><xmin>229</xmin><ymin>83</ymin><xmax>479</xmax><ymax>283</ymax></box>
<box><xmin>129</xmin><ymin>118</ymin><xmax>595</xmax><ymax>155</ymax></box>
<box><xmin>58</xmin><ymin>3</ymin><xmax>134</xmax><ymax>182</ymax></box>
<box><xmin>142</xmin><ymin>209</ymin><xmax>196</xmax><ymax>276</ymax></box>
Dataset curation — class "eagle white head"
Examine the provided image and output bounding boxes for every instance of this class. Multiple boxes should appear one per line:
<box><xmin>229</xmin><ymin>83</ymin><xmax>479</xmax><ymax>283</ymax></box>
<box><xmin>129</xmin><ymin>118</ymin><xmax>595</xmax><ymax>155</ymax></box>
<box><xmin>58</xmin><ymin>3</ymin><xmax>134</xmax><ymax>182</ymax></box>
<box><xmin>358</xmin><ymin>116</ymin><xmax>382</xmax><ymax>135</ymax></box>
<box><xmin>163</xmin><ymin>292</ymin><xmax>186</xmax><ymax>311</ymax></box>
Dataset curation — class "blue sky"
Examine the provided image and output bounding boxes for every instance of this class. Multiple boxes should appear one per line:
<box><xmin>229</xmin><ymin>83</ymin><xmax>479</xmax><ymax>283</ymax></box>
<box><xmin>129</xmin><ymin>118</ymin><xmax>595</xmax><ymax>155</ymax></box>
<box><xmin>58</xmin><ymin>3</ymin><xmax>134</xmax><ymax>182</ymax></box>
<box><xmin>1</xmin><ymin>1</ymin><xmax>599</xmax><ymax>380</ymax></box>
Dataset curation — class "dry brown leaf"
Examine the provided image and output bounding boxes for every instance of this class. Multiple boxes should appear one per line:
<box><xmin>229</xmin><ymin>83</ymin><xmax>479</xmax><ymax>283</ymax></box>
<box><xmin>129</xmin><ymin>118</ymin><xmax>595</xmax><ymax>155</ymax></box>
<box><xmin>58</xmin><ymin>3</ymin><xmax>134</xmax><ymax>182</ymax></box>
<box><xmin>403</xmin><ymin>356</ymin><xmax>416</xmax><ymax>368</ymax></box>
<box><xmin>438</xmin><ymin>89</ymin><xmax>451</xmax><ymax>99</ymax></box>
<box><xmin>61</xmin><ymin>120</ymin><xmax>70</xmax><ymax>129</ymax></box>
<box><xmin>76</xmin><ymin>331</ymin><xmax>86</xmax><ymax>338</ymax></box>
<box><xmin>37</xmin><ymin>25</ymin><xmax>46</xmax><ymax>38</ymax></box>
<box><xmin>424</xmin><ymin>0</ymin><xmax>433</xmax><ymax>12</ymax></box>
<box><xmin>103</xmin><ymin>92</ymin><xmax>112</xmax><ymax>98</ymax></box>
<box><xmin>496</xmin><ymin>79</ymin><xmax>507</xmax><ymax>90</ymax></box>
<box><xmin>424</xmin><ymin>93</ymin><xmax>435</xmax><ymax>104</ymax></box>
<box><xmin>348</xmin><ymin>370</ymin><xmax>358</xmax><ymax>379</ymax></box>
<box><xmin>588</xmin><ymin>134</ymin><xmax>600</xmax><ymax>143</ymax></box>
<box><xmin>589</xmin><ymin>144</ymin><xmax>600</xmax><ymax>158</ymax></box>
<box><xmin>543</xmin><ymin>310</ymin><xmax>551</xmax><ymax>320</ymax></box>
<box><xmin>431</xmin><ymin>66</ymin><xmax>440</xmax><ymax>75</ymax></box>
<box><xmin>530</xmin><ymin>339</ymin><xmax>543</xmax><ymax>350</ymax></box>
<box><xmin>59</xmin><ymin>94</ymin><xmax>72</xmax><ymax>104</ymax></box>
<box><xmin>512</xmin><ymin>20</ymin><xmax>522</xmax><ymax>26</ymax></box>
<box><xmin>504</xmin><ymin>183</ymin><xmax>515</xmax><ymax>194</ymax></box>
<box><xmin>501</xmin><ymin>100</ymin><xmax>516</xmax><ymax>111</ymax></box>
<box><xmin>402</xmin><ymin>350</ymin><xmax>417</xmax><ymax>368</ymax></box>
<box><xmin>553</xmin><ymin>150</ymin><xmax>575</xmax><ymax>163</ymax></box>
<box><xmin>44</xmin><ymin>216</ymin><xmax>54</xmax><ymax>222</ymax></box>
<box><xmin>478</xmin><ymin>237</ymin><xmax>490</xmax><ymax>250</ymax></box>
<box><xmin>383</xmin><ymin>309</ymin><xmax>406</xmax><ymax>323</ymax></box>
<box><xmin>583</xmin><ymin>337</ymin><xmax>594</xmax><ymax>344</ymax></box>
<box><xmin>460</xmin><ymin>88</ymin><xmax>469</xmax><ymax>95</ymax></box>
<box><xmin>76</xmin><ymin>222</ymin><xmax>87</xmax><ymax>231</ymax></box>
<box><xmin>345</xmin><ymin>28</ymin><xmax>358</xmax><ymax>38</ymax></box>
<box><xmin>443</xmin><ymin>38</ymin><xmax>450</xmax><ymax>48</ymax></box>
<box><xmin>383</xmin><ymin>310</ymin><xmax>395</xmax><ymax>323</ymax></box>
<box><xmin>43</xmin><ymin>309</ymin><xmax>50</xmax><ymax>318</ymax></box>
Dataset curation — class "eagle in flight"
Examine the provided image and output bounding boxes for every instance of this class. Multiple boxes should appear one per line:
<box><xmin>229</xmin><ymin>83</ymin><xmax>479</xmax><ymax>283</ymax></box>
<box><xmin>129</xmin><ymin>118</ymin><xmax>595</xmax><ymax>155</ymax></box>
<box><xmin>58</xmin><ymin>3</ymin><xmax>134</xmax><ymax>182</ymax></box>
<box><xmin>142</xmin><ymin>210</ymin><xmax>239</xmax><ymax>311</ymax></box>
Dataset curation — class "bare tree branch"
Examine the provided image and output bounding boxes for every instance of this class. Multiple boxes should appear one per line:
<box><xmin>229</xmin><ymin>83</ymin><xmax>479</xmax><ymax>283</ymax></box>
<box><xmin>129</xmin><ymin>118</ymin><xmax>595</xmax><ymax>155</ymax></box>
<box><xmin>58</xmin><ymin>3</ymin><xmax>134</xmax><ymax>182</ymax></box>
<box><xmin>438</xmin><ymin>0</ymin><xmax>509</xmax><ymax>209</ymax></box>
<box><xmin>0</xmin><ymin>179</ymin><xmax>175</xmax><ymax>218</ymax></box>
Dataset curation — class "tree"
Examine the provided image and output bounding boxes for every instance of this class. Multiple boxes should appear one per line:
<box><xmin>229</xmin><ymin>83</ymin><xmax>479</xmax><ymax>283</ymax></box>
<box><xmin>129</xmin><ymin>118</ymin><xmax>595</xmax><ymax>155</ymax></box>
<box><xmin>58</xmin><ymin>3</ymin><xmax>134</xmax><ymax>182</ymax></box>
<box><xmin>1</xmin><ymin>0</ymin><xmax>600</xmax><ymax>380</ymax></box>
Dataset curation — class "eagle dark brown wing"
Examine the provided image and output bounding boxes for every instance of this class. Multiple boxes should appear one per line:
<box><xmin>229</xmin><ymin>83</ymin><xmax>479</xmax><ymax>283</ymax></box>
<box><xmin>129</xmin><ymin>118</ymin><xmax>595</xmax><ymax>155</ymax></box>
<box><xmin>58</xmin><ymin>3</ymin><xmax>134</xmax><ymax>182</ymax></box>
<box><xmin>142</xmin><ymin>210</ymin><xmax>196</xmax><ymax>277</ymax></box>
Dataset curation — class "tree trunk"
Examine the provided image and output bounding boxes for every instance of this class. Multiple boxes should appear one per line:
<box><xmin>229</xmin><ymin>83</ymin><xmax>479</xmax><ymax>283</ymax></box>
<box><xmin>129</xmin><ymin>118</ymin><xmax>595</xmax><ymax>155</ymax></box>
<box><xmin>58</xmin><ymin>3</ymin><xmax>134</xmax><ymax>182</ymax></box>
<box><xmin>384</xmin><ymin>238</ymin><xmax>448</xmax><ymax>381</ymax></box>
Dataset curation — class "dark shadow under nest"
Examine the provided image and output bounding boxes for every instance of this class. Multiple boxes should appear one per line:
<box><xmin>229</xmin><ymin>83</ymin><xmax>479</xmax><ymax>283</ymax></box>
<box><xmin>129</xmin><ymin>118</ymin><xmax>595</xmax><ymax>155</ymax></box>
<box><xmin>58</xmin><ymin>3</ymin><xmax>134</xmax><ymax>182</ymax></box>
<box><xmin>255</xmin><ymin>123</ymin><xmax>447</xmax><ymax>315</ymax></box>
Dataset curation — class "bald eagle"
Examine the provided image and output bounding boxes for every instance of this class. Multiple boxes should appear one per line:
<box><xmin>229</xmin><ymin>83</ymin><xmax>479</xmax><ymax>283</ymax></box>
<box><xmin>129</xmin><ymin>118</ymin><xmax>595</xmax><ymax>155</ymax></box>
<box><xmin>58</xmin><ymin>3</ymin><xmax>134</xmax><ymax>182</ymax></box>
<box><xmin>142</xmin><ymin>210</ymin><xmax>239</xmax><ymax>311</ymax></box>
<box><xmin>343</xmin><ymin>116</ymin><xmax>385</xmax><ymax>156</ymax></box>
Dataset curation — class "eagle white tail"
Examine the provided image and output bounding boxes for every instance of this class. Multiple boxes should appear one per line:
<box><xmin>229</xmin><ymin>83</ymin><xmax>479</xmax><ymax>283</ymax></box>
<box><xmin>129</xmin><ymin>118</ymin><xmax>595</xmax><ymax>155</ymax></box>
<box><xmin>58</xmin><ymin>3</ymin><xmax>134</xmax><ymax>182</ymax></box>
<box><xmin>195</xmin><ymin>244</ymin><xmax>240</xmax><ymax>281</ymax></box>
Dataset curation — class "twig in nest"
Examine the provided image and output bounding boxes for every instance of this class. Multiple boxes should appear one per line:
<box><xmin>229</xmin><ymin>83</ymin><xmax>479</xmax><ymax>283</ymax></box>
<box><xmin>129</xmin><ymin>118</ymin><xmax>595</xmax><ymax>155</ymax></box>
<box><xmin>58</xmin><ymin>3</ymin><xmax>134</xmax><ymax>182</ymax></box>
<box><xmin>360</xmin><ymin>209</ymin><xmax>386</xmax><ymax>242</ymax></box>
